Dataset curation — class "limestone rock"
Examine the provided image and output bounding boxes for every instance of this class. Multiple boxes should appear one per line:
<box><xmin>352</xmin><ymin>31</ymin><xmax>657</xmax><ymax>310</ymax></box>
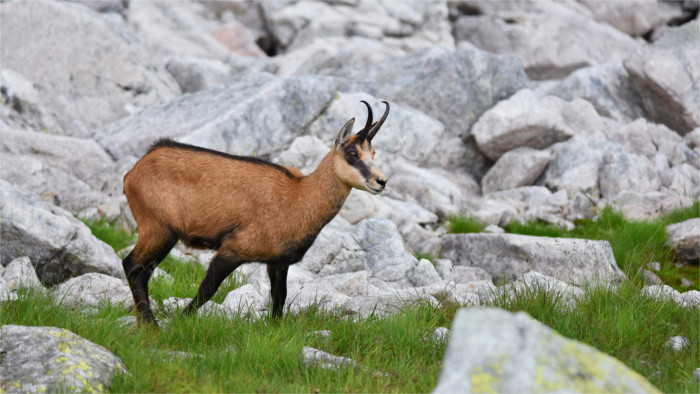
<box><xmin>440</xmin><ymin>233</ymin><xmax>625</xmax><ymax>285</ymax></box>
<box><xmin>52</xmin><ymin>273</ymin><xmax>131</xmax><ymax>308</ymax></box>
<box><xmin>665</xmin><ymin>218</ymin><xmax>700</xmax><ymax>265</ymax></box>
<box><xmin>481</xmin><ymin>147</ymin><xmax>552</xmax><ymax>193</ymax></box>
<box><xmin>165</xmin><ymin>55</ymin><xmax>232</xmax><ymax>93</ymax></box>
<box><xmin>453</xmin><ymin>9</ymin><xmax>639</xmax><ymax>80</ymax></box>
<box><xmin>471</xmin><ymin>89</ymin><xmax>606</xmax><ymax>161</ymax></box>
<box><xmin>0</xmin><ymin>180</ymin><xmax>124</xmax><ymax>285</ymax></box>
<box><xmin>0</xmin><ymin>325</ymin><xmax>126</xmax><ymax>393</ymax></box>
<box><xmin>96</xmin><ymin>73</ymin><xmax>340</xmax><ymax>161</ymax></box>
<box><xmin>578</xmin><ymin>0</ymin><xmax>659</xmax><ymax>36</ymax></box>
<box><xmin>2</xmin><ymin>256</ymin><xmax>42</xmax><ymax>291</ymax></box>
<box><xmin>433</xmin><ymin>308</ymin><xmax>660</xmax><ymax>393</ymax></box>
<box><xmin>624</xmin><ymin>20</ymin><xmax>700</xmax><ymax>134</ymax></box>
<box><xmin>610</xmin><ymin>190</ymin><xmax>694</xmax><ymax>220</ymax></box>
<box><xmin>302</xmin><ymin>346</ymin><xmax>357</xmax><ymax>370</ymax></box>
<box><xmin>0</xmin><ymin>0</ymin><xmax>177</xmax><ymax>137</ymax></box>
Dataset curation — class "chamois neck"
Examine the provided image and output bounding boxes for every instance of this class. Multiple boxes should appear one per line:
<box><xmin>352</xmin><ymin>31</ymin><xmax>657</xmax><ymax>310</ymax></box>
<box><xmin>300</xmin><ymin>150</ymin><xmax>351</xmax><ymax>225</ymax></box>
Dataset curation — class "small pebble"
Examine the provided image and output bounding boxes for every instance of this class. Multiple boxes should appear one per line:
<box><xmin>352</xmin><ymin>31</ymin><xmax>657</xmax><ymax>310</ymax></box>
<box><xmin>693</xmin><ymin>368</ymin><xmax>700</xmax><ymax>383</ymax></box>
<box><xmin>648</xmin><ymin>262</ymin><xmax>661</xmax><ymax>271</ymax></box>
<box><xmin>432</xmin><ymin>327</ymin><xmax>450</xmax><ymax>342</ymax></box>
<box><xmin>664</xmin><ymin>336</ymin><xmax>689</xmax><ymax>352</ymax></box>
<box><xmin>680</xmin><ymin>278</ymin><xmax>693</xmax><ymax>288</ymax></box>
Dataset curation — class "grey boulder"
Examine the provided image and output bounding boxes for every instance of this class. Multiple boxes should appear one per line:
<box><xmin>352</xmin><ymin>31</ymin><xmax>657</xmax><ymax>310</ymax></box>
<box><xmin>440</xmin><ymin>232</ymin><xmax>625</xmax><ymax>285</ymax></box>
<box><xmin>665</xmin><ymin>218</ymin><xmax>700</xmax><ymax>265</ymax></box>
<box><xmin>0</xmin><ymin>325</ymin><xmax>126</xmax><ymax>393</ymax></box>
<box><xmin>0</xmin><ymin>180</ymin><xmax>124</xmax><ymax>285</ymax></box>
<box><xmin>433</xmin><ymin>308</ymin><xmax>660</xmax><ymax>393</ymax></box>
<box><xmin>481</xmin><ymin>147</ymin><xmax>552</xmax><ymax>193</ymax></box>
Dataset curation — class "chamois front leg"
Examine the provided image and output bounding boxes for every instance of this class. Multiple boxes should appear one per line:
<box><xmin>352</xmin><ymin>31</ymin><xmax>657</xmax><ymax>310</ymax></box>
<box><xmin>183</xmin><ymin>252</ymin><xmax>242</xmax><ymax>315</ymax></box>
<box><xmin>267</xmin><ymin>264</ymin><xmax>289</xmax><ymax>319</ymax></box>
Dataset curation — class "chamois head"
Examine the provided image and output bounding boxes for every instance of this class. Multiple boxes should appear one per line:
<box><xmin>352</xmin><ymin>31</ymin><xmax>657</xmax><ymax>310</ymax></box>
<box><xmin>333</xmin><ymin>101</ymin><xmax>389</xmax><ymax>194</ymax></box>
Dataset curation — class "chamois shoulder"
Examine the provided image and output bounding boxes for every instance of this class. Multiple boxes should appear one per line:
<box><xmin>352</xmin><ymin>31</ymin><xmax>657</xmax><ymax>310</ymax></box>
<box><xmin>146</xmin><ymin>138</ymin><xmax>302</xmax><ymax>181</ymax></box>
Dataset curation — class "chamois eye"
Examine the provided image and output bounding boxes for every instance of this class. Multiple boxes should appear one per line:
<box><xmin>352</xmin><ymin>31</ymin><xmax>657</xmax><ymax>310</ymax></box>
<box><xmin>347</xmin><ymin>151</ymin><xmax>357</xmax><ymax>158</ymax></box>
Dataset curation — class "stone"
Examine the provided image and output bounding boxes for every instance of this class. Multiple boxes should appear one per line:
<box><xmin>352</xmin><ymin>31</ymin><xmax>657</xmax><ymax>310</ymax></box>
<box><xmin>433</xmin><ymin>308</ymin><xmax>660</xmax><ymax>393</ymax></box>
<box><xmin>165</xmin><ymin>56</ymin><xmax>232</xmax><ymax>93</ymax></box>
<box><xmin>431</xmin><ymin>327</ymin><xmax>450</xmax><ymax>343</ymax></box>
<box><xmin>481</xmin><ymin>147</ymin><xmax>552</xmax><ymax>193</ymax></box>
<box><xmin>681</xmin><ymin>278</ymin><xmax>694</xmax><ymax>288</ymax></box>
<box><xmin>275</xmin><ymin>135</ymin><xmax>329</xmax><ymax>176</ymax></box>
<box><xmin>606</xmin><ymin>118</ymin><xmax>695</xmax><ymax>167</ymax></box>
<box><xmin>665</xmin><ymin>218</ymin><xmax>700</xmax><ymax>265</ymax></box>
<box><xmin>308</xmin><ymin>330</ymin><xmax>331</xmax><ymax>340</ymax></box>
<box><xmin>648</xmin><ymin>262</ymin><xmax>662</xmax><ymax>271</ymax></box>
<box><xmin>52</xmin><ymin>273</ymin><xmax>132</xmax><ymax>309</ymax></box>
<box><xmin>598</xmin><ymin>151</ymin><xmax>661</xmax><ymax>199</ymax></box>
<box><xmin>664</xmin><ymin>336</ymin><xmax>690</xmax><ymax>352</ymax></box>
<box><xmin>453</xmin><ymin>9</ymin><xmax>639</xmax><ymax>80</ymax></box>
<box><xmin>0</xmin><ymin>180</ymin><xmax>124</xmax><ymax>285</ymax></box>
<box><xmin>440</xmin><ymin>233</ymin><xmax>625</xmax><ymax>285</ymax></box>
<box><xmin>640</xmin><ymin>269</ymin><xmax>664</xmax><ymax>286</ymax></box>
<box><xmin>407</xmin><ymin>259</ymin><xmax>442</xmax><ymax>288</ymax></box>
<box><xmin>0</xmin><ymin>325</ymin><xmax>126</xmax><ymax>393</ymax></box>
<box><xmin>485</xmin><ymin>186</ymin><xmax>570</xmax><ymax>226</ymax></box>
<box><xmin>220</xmin><ymin>283</ymin><xmax>269</xmax><ymax>315</ymax></box>
<box><xmin>662</xmin><ymin>163</ymin><xmax>700</xmax><ymax>198</ymax></box>
<box><xmin>483</xmin><ymin>224</ymin><xmax>505</xmax><ymax>234</ymax></box>
<box><xmin>435</xmin><ymin>259</ymin><xmax>493</xmax><ymax>285</ymax></box>
<box><xmin>578</xmin><ymin>0</ymin><xmax>659</xmax><ymax>36</ymax></box>
<box><xmin>470</xmin><ymin>199</ymin><xmax>521</xmax><ymax>227</ymax></box>
<box><xmin>302</xmin><ymin>346</ymin><xmax>357</xmax><ymax>370</ymax></box>
<box><xmin>96</xmin><ymin>73</ymin><xmax>340</xmax><ymax>161</ymax></box>
<box><xmin>543</xmin><ymin>136</ymin><xmax>624</xmax><ymax>196</ymax></box>
<box><xmin>541</xmin><ymin>63</ymin><xmax>646</xmax><ymax>122</ymax></box>
<box><xmin>471</xmin><ymin>89</ymin><xmax>606</xmax><ymax>161</ymax></box>
<box><xmin>681</xmin><ymin>290</ymin><xmax>700</xmax><ymax>308</ymax></box>
<box><xmin>694</xmin><ymin>368</ymin><xmax>700</xmax><ymax>383</ymax></box>
<box><xmin>610</xmin><ymin>190</ymin><xmax>694</xmax><ymax>220</ymax></box>
<box><xmin>273</xmin><ymin>36</ymin><xmax>406</xmax><ymax>77</ymax></box>
<box><xmin>0</xmin><ymin>0</ymin><xmax>177</xmax><ymax>137</ymax></box>
<box><xmin>624</xmin><ymin>20</ymin><xmax>700</xmax><ymax>134</ymax></box>
<box><xmin>641</xmin><ymin>285</ymin><xmax>683</xmax><ymax>304</ymax></box>
<box><xmin>2</xmin><ymin>256</ymin><xmax>42</xmax><ymax>291</ymax></box>
<box><xmin>127</xmin><ymin>0</ymin><xmax>231</xmax><ymax>63</ymax></box>
<box><xmin>344</xmin><ymin>46</ymin><xmax>529</xmax><ymax>178</ymax></box>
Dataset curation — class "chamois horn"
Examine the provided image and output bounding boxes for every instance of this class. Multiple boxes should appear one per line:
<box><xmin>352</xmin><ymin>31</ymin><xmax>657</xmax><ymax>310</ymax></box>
<box><xmin>367</xmin><ymin>101</ymin><xmax>389</xmax><ymax>141</ymax></box>
<box><xmin>357</xmin><ymin>100</ymin><xmax>374</xmax><ymax>140</ymax></box>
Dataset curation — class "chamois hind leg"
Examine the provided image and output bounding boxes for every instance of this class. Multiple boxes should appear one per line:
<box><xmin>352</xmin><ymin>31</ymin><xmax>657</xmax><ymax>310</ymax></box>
<box><xmin>267</xmin><ymin>264</ymin><xmax>289</xmax><ymax>319</ymax></box>
<box><xmin>122</xmin><ymin>227</ymin><xmax>177</xmax><ymax>326</ymax></box>
<box><xmin>183</xmin><ymin>252</ymin><xmax>242</xmax><ymax>315</ymax></box>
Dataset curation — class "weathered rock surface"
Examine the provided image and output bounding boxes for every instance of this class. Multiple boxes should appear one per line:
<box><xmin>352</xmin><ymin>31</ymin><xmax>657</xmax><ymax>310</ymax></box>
<box><xmin>96</xmin><ymin>73</ymin><xmax>340</xmax><ymax>161</ymax></box>
<box><xmin>0</xmin><ymin>325</ymin><xmax>126</xmax><ymax>393</ymax></box>
<box><xmin>578</xmin><ymin>0</ymin><xmax>659</xmax><ymax>36</ymax></box>
<box><xmin>433</xmin><ymin>308</ymin><xmax>660</xmax><ymax>393</ymax></box>
<box><xmin>481</xmin><ymin>147</ymin><xmax>552</xmax><ymax>193</ymax></box>
<box><xmin>343</xmin><ymin>46</ymin><xmax>529</xmax><ymax>177</ymax></box>
<box><xmin>453</xmin><ymin>8</ymin><xmax>640</xmax><ymax>80</ymax></box>
<box><xmin>165</xmin><ymin>55</ymin><xmax>233</xmax><ymax>93</ymax></box>
<box><xmin>2</xmin><ymin>256</ymin><xmax>42</xmax><ymax>292</ymax></box>
<box><xmin>440</xmin><ymin>233</ymin><xmax>625</xmax><ymax>285</ymax></box>
<box><xmin>471</xmin><ymin>89</ymin><xmax>605</xmax><ymax>160</ymax></box>
<box><xmin>610</xmin><ymin>190</ymin><xmax>694</xmax><ymax>220</ymax></box>
<box><xmin>624</xmin><ymin>20</ymin><xmax>700</xmax><ymax>134</ymax></box>
<box><xmin>540</xmin><ymin>63</ymin><xmax>646</xmax><ymax>122</ymax></box>
<box><xmin>0</xmin><ymin>0</ymin><xmax>177</xmax><ymax>137</ymax></box>
<box><xmin>52</xmin><ymin>273</ymin><xmax>131</xmax><ymax>309</ymax></box>
<box><xmin>0</xmin><ymin>180</ymin><xmax>124</xmax><ymax>285</ymax></box>
<box><xmin>665</xmin><ymin>218</ymin><xmax>700</xmax><ymax>265</ymax></box>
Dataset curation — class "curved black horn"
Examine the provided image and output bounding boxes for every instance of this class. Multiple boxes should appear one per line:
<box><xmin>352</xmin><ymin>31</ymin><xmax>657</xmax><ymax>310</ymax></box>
<box><xmin>367</xmin><ymin>101</ymin><xmax>389</xmax><ymax>141</ymax></box>
<box><xmin>357</xmin><ymin>100</ymin><xmax>373</xmax><ymax>139</ymax></box>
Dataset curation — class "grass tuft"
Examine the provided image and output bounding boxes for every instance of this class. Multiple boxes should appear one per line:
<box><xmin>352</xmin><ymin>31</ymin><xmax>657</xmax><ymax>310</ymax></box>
<box><xmin>447</xmin><ymin>216</ymin><xmax>485</xmax><ymax>234</ymax></box>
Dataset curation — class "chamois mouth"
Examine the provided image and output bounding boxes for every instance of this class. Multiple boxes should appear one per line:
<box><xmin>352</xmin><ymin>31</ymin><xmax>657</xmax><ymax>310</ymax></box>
<box><xmin>368</xmin><ymin>186</ymin><xmax>384</xmax><ymax>194</ymax></box>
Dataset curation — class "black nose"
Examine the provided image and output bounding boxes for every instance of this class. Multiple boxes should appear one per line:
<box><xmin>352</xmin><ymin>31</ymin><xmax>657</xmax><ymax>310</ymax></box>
<box><xmin>376</xmin><ymin>179</ymin><xmax>387</xmax><ymax>188</ymax></box>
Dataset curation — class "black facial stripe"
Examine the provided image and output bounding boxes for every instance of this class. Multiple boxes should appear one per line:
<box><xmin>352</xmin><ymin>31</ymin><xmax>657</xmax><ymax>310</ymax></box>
<box><xmin>350</xmin><ymin>158</ymin><xmax>373</xmax><ymax>179</ymax></box>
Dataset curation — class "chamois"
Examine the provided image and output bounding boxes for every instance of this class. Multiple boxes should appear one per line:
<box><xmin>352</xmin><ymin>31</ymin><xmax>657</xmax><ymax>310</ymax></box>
<box><xmin>121</xmin><ymin>101</ymin><xmax>390</xmax><ymax>325</ymax></box>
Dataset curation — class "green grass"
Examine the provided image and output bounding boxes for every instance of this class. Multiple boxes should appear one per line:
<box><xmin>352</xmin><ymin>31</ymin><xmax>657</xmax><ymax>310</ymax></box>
<box><xmin>447</xmin><ymin>215</ymin><xmax>485</xmax><ymax>234</ymax></box>
<box><xmin>4</xmin><ymin>207</ymin><xmax>694</xmax><ymax>391</ymax></box>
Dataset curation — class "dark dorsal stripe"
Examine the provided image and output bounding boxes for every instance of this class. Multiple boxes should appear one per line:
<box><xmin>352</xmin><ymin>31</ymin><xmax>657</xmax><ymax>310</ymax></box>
<box><xmin>147</xmin><ymin>138</ymin><xmax>301</xmax><ymax>180</ymax></box>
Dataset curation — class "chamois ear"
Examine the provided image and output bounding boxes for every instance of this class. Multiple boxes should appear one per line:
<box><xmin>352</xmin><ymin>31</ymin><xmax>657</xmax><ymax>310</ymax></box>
<box><xmin>335</xmin><ymin>118</ymin><xmax>355</xmax><ymax>147</ymax></box>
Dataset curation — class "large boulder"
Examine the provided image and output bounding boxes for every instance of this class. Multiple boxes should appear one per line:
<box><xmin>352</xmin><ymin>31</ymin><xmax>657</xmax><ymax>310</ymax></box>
<box><xmin>0</xmin><ymin>180</ymin><xmax>124</xmax><ymax>285</ymax></box>
<box><xmin>433</xmin><ymin>308</ymin><xmax>660</xmax><ymax>393</ymax></box>
<box><xmin>609</xmin><ymin>190</ymin><xmax>694</xmax><ymax>220</ymax></box>
<box><xmin>540</xmin><ymin>63</ymin><xmax>646</xmax><ymax>122</ymax></box>
<box><xmin>440</xmin><ymin>233</ymin><xmax>625</xmax><ymax>285</ymax></box>
<box><xmin>471</xmin><ymin>89</ymin><xmax>606</xmax><ymax>161</ymax></box>
<box><xmin>624</xmin><ymin>20</ymin><xmax>700</xmax><ymax>134</ymax></box>
<box><xmin>95</xmin><ymin>73</ymin><xmax>341</xmax><ymax>161</ymax></box>
<box><xmin>481</xmin><ymin>148</ymin><xmax>552</xmax><ymax>193</ymax></box>
<box><xmin>343</xmin><ymin>46</ymin><xmax>529</xmax><ymax>178</ymax></box>
<box><xmin>0</xmin><ymin>325</ymin><xmax>127</xmax><ymax>393</ymax></box>
<box><xmin>0</xmin><ymin>0</ymin><xmax>177</xmax><ymax>137</ymax></box>
<box><xmin>52</xmin><ymin>273</ymin><xmax>132</xmax><ymax>309</ymax></box>
<box><xmin>453</xmin><ymin>8</ymin><xmax>640</xmax><ymax>80</ymax></box>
